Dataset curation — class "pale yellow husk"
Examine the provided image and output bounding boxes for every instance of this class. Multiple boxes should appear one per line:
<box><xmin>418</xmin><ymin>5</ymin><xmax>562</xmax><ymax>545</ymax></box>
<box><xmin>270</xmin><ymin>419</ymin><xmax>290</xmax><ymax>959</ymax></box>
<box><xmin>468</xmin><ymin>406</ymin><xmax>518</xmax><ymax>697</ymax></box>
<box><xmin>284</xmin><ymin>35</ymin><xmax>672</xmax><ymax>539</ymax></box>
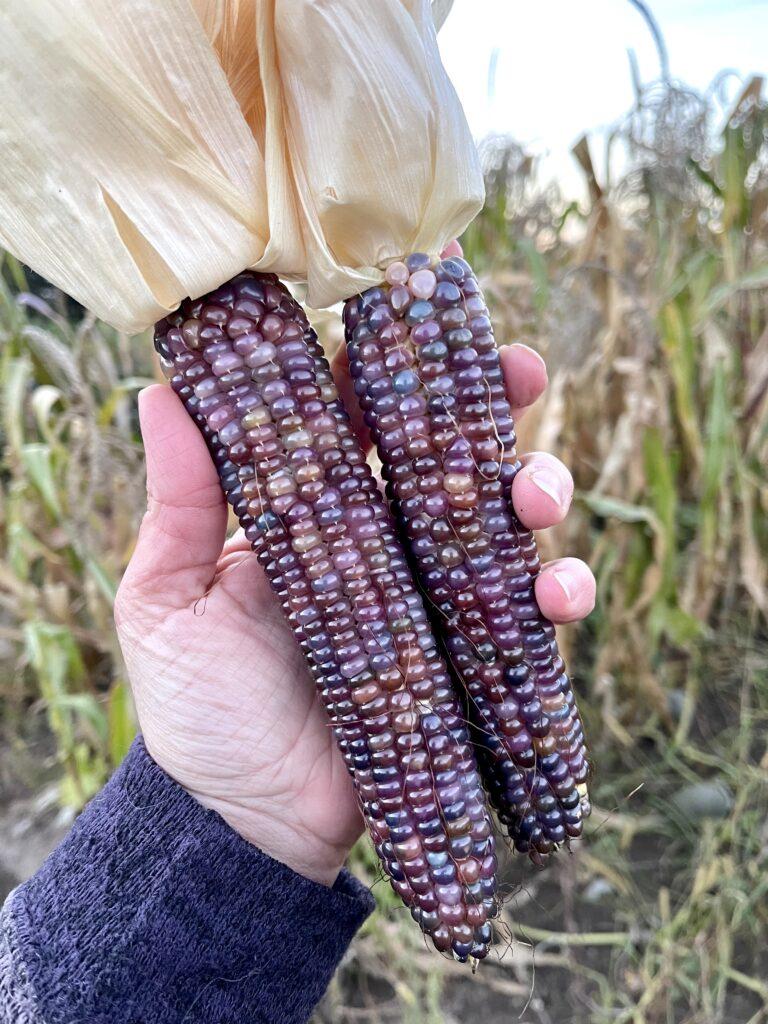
<box><xmin>0</xmin><ymin>0</ymin><xmax>482</xmax><ymax>334</ymax></box>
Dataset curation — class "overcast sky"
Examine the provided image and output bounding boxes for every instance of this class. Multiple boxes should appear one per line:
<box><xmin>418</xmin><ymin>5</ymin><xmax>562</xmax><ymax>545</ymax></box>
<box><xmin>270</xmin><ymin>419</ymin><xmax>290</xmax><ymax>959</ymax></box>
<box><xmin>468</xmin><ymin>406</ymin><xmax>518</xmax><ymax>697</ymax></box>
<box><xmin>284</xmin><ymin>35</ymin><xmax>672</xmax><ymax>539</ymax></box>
<box><xmin>439</xmin><ymin>0</ymin><xmax>767</xmax><ymax>194</ymax></box>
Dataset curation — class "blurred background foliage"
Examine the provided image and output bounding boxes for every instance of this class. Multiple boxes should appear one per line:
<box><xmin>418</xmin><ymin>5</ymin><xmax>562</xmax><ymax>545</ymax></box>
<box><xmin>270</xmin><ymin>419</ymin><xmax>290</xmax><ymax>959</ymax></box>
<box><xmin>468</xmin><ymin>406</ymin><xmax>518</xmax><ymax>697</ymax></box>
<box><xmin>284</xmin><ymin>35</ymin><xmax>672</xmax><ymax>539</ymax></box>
<box><xmin>1</xmin><ymin>69</ymin><xmax>767</xmax><ymax>1024</ymax></box>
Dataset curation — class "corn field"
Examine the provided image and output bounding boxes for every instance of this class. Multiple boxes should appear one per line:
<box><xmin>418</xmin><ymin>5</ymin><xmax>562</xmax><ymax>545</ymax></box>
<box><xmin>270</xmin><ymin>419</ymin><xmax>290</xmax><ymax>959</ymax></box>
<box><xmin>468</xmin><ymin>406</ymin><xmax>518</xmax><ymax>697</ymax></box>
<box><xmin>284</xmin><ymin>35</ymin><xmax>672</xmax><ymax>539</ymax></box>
<box><xmin>1</xmin><ymin>74</ymin><xmax>767</xmax><ymax>1023</ymax></box>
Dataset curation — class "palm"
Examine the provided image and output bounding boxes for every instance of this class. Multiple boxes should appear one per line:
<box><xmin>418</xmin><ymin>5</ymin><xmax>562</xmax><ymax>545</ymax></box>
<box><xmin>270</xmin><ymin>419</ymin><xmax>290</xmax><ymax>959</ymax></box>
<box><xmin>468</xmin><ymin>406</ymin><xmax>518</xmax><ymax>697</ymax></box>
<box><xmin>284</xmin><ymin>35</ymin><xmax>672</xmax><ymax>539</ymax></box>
<box><xmin>127</xmin><ymin>542</ymin><xmax>361</xmax><ymax>875</ymax></box>
<box><xmin>116</xmin><ymin>390</ymin><xmax>362</xmax><ymax>886</ymax></box>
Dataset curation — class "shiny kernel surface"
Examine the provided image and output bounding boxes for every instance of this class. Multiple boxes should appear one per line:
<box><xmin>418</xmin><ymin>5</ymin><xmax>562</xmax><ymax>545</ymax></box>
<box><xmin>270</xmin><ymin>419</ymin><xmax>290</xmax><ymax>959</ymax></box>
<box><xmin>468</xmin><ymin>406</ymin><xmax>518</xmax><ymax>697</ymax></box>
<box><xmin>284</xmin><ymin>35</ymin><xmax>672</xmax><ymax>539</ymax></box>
<box><xmin>343</xmin><ymin>255</ymin><xmax>591</xmax><ymax>863</ymax></box>
<box><xmin>155</xmin><ymin>271</ymin><xmax>498</xmax><ymax>960</ymax></box>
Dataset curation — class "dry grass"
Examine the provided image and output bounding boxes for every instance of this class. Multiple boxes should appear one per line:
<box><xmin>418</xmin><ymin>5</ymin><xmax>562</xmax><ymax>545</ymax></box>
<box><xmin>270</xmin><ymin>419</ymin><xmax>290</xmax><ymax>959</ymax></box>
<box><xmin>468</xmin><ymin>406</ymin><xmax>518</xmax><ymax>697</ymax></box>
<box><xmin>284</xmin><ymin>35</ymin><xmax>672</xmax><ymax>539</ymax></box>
<box><xmin>1</xmin><ymin>73</ymin><xmax>767</xmax><ymax>1023</ymax></box>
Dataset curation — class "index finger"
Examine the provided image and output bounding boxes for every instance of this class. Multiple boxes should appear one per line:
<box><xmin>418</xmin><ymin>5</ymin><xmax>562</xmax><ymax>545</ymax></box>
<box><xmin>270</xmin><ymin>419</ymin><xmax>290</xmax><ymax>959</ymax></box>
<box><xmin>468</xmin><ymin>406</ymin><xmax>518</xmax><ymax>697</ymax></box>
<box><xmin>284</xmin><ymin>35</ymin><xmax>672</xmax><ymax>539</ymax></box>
<box><xmin>500</xmin><ymin>343</ymin><xmax>548</xmax><ymax>422</ymax></box>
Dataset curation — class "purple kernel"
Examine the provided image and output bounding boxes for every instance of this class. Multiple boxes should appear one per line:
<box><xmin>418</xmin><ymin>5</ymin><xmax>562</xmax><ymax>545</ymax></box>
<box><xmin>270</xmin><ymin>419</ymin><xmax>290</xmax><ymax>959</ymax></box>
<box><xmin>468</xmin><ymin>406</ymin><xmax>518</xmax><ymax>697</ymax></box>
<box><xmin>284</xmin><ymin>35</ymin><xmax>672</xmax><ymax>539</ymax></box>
<box><xmin>369</xmin><ymin>304</ymin><xmax>394</xmax><ymax>333</ymax></box>
<box><xmin>433</xmin><ymin>280</ymin><xmax>462</xmax><ymax>307</ymax></box>
<box><xmin>392</xmin><ymin>370</ymin><xmax>419</xmax><ymax>395</ymax></box>
<box><xmin>470</xmin><ymin>315</ymin><xmax>492</xmax><ymax>335</ymax></box>
<box><xmin>262</xmin><ymin>380</ymin><xmax>289</xmax><ymax>403</ymax></box>
<box><xmin>435</xmin><ymin>882</ymin><xmax>462</xmax><ymax>905</ymax></box>
<box><xmin>440</xmin><ymin>258</ymin><xmax>466</xmax><ymax>281</ymax></box>
<box><xmin>428</xmin><ymin>376</ymin><xmax>453</xmax><ymax>395</ymax></box>
<box><xmin>259</xmin><ymin>313</ymin><xmax>283</xmax><ymax>342</ymax></box>
<box><xmin>198</xmin><ymin>393</ymin><xmax>227</xmax><ymax>415</ymax></box>
<box><xmin>315</xmin><ymin>488</ymin><xmax>341</xmax><ymax>511</ymax></box>
<box><xmin>384</xmin><ymin>349</ymin><xmax>414</xmax><ymax>373</ymax></box>
<box><xmin>438</xmin><ymin>308</ymin><xmax>467</xmax><ymax>330</ymax></box>
<box><xmin>410</xmin><ymin>320</ymin><xmax>442</xmax><ymax>345</ymax></box>
<box><xmin>233</xmin><ymin>331</ymin><xmax>263</xmax><ymax>356</ymax></box>
<box><xmin>312</xmin><ymin>572</ymin><xmax>342</xmax><ymax>594</ymax></box>
<box><xmin>207</xmin><ymin>406</ymin><xmax>233</xmax><ymax>431</ymax></box>
<box><xmin>399</xmin><ymin>394</ymin><xmax>426</xmax><ymax>416</ymax></box>
<box><xmin>245</xmin><ymin>342</ymin><xmax>277</xmax><ymax>368</ymax></box>
<box><xmin>233</xmin><ymin>391</ymin><xmax>262</xmax><ymax>415</ymax></box>
<box><xmin>389</xmin><ymin>285</ymin><xmax>411</xmax><ymax>315</ymax></box>
<box><xmin>370</xmin><ymin>377</ymin><xmax>393</xmax><ymax>400</ymax></box>
<box><xmin>420</xmin><ymin>340</ymin><xmax>448</xmax><ymax>361</ymax></box>
<box><xmin>405</xmin><ymin>301</ymin><xmax>436</xmax><ymax>327</ymax></box>
<box><xmin>406</xmin><ymin>252</ymin><xmax>431</xmax><ymax>272</ymax></box>
<box><xmin>353</xmin><ymin>321</ymin><xmax>374</xmax><ymax>345</ymax></box>
<box><xmin>270</xmin><ymin>396</ymin><xmax>297</xmax><ymax>418</ymax></box>
<box><xmin>424</xmin><ymin>493</ymin><xmax>448</xmax><ymax>516</ymax></box>
<box><xmin>218</xmin><ymin>420</ymin><xmax>244</xmax><ymax>445</ymax></box>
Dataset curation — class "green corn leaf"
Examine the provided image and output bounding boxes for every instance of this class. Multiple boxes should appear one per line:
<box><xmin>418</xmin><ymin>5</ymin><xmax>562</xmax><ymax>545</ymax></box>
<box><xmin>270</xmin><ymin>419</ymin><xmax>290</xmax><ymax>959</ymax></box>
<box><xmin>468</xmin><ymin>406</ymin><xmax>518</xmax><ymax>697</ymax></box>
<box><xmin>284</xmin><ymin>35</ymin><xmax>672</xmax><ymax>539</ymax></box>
<box><xmin>686</xmin><ymin>157</ymin><xmax>723</xmax><ymax>199</ymax></box>
<box><xmin>664</xmin><ymin>249</ymin><xmax>715</xmax><ymax>306</ymax></box>
<box><xmin>2</xmin><ymin>352</ymin><xmax>30</xmax><ymax>460</ymax></box>
<box><xmin>662</xmin><ymin>606</ymin><xmax>708</xmax><ymax>646</ymax></box>
<box><xmin>699</xmin><ymin>359</ymin><xmax>733</xmax><ymax>562</ymax></box>
<box><xmin>643</xmin><ymin>427</ymin><xmax>678</xmax><ymax>600</ymax></box>
<box><xmin>108</xmin><ymin>679</ymin><xmax>136</xmax><ymax>767</ymax></box>
<box><xmin>659</xmin><ymin>301</ymin><xmax>701</xmax><ymax>468</ymax></box>
<box><xmin>97</xmin><ymin>375</ymin><xmax>154</xmax><ymax>428</ymax></box>
<box><xmin>86</xmin><ymin>556</ymin><xmax>118</xmax><ymax>604</ymax></box>
<box><xmin>700</xmin><ymin>265</ymin><xmax>768</xmax><ymax>322</ymax></box>
<box><xmin>3</xmin><ymin>253</ymin><xmax>28</xmax><ymax>292</ymax></box>
<box><xmin>6</xmin><ymin>481</ymin><xmax>33</xmax><ymax>580</ymax></box>
<box><xmin>581</xmin><ymin>493</ymin><xmax>659</xmax><ymax>529</ymax></box>
<box><xmin>720</xmin><ymin>125</ymin><xmax>748</xmax><ymax>231</ymax></box>
<box><xmin>51</xmin><ymin>693</ymin><xmax>108</xmax><ymax>742</ymax></box>
<box><xmin>24</xmin><ymin>621</ymin><xmax>86</xmax><ymax>752</ymax></box>
<box><xmin>60</xmin><ymin>743</ymin><xmax>107</xmax><ymax>807</ymax></box>
<box><xmin>624</xmin><ymin>528</ymin><xmax>655</xmax><ymax>608</ymax></box>
<box><xmin>30</xmin><ymin>384</ymin><xmax>64</xmax><ymax>442</ymax></box>
<box><xmin>516</xmin><ymin>237</ymin><xmax>550</xmax><ymax>314</ymax></box>
<box><xmin>20</xmin><ymin>443</ymin><xmax>63</xmax><ymax>520</ymax></box>
<box><xmin>24</xmin><ymin>621</ymin><xmax>109</xmax><ymax>807</ymax></box>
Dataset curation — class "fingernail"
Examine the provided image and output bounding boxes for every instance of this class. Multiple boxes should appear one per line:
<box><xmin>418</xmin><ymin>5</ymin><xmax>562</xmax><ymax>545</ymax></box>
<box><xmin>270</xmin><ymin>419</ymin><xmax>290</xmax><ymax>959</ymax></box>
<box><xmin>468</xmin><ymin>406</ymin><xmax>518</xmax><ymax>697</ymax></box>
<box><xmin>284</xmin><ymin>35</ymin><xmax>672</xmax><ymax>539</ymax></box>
<box><xmin>529</xmin><ymin>468</ymin><xmax>567</xmax><ymax>507</ymax></box>
<box><xmin>552</xmin><ymin>568</ymin><xmax>575</xmax><ymax>604</ymax></box>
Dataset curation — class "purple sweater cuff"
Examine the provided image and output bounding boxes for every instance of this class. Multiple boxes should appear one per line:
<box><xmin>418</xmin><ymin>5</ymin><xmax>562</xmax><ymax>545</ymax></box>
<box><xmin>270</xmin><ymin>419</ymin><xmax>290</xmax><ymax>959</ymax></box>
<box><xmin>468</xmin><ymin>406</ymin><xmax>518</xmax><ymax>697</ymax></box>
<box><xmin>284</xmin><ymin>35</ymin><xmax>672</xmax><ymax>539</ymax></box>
<box><xmin>4</xmin><ymin>737</ymin><xmax>373</xmax><ymax>1023</ymax></box>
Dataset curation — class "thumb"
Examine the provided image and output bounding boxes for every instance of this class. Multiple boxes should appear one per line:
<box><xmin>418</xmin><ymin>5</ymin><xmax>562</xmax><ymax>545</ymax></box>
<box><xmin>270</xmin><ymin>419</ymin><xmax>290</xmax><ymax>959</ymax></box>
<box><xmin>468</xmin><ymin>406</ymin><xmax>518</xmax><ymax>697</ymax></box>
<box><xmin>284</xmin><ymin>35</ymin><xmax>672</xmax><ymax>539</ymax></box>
<box><xmin>118</xmin><ymin>384</ymin><xmax>228</xmax><ymax>610</ymax></box>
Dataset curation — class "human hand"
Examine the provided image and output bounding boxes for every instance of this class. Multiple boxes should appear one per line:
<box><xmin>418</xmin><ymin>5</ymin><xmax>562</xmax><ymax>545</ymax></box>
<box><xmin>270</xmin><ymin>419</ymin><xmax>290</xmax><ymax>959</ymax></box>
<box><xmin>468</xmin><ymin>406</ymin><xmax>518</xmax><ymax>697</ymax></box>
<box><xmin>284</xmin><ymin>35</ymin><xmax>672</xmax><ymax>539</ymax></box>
<box><xmin>115</xmin><ymin>287</ymin><xmax>595</xmax><ymax>891</ymax></box>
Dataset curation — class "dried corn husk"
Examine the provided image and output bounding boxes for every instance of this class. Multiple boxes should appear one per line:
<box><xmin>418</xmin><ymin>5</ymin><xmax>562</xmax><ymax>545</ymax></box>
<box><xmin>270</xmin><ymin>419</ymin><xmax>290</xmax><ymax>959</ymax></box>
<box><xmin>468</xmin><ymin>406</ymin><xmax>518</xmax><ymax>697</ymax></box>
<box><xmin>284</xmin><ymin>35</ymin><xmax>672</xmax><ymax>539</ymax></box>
<box><xmin>0</xmin><ymin>0</ymin><xmax>481</xmax><ymax>333</ymax></box>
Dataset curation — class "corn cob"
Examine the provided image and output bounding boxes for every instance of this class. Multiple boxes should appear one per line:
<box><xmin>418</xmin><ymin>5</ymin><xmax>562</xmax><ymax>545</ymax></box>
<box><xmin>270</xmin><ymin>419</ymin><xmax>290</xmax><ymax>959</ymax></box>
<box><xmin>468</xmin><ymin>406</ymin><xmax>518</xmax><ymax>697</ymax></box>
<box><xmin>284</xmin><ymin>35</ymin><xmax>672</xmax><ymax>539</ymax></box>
<box><xmin>342</xmin><ymin>254</ymin><xmax>590</xmax><ymax>863</ymax></box>
<box><xmin>153</xmin><ymin>271</ymin><xmax>498</xmax><ymax>961</ymax></box>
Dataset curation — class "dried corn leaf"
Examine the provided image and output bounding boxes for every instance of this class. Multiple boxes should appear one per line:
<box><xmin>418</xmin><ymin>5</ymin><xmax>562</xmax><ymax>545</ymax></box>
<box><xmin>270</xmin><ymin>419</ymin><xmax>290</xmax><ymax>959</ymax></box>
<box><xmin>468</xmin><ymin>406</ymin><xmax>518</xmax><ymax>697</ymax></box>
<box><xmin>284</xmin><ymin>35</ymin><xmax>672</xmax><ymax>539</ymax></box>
<box><xmin>0</xmin><ymin>0</ymin><xmax>480</xmax><ymax>332</ymax></box>
<box><xmin>0</xmin><ymin>0</ymin><xmax>285</xmax><ymax>333</ymax></box>
<box><xmin>274</xmin><ymin>0</ymin><xmax>483</xmax><ymax>308</ymax></box>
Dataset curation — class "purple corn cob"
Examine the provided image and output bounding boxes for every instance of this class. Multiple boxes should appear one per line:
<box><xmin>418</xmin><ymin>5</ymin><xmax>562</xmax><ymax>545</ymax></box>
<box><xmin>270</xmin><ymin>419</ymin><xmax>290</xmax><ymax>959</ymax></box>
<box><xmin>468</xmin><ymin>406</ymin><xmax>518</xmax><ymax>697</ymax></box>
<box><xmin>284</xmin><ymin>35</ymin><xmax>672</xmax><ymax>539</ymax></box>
<box><xmin>343</xmin><ymin>254</ymin><xmax>590</xmax><ymax>863</ymax></box>
<box><xmin>153</xmin><ymin>271</ymin><xmax>498</xmax><ymax>960</ymax></box>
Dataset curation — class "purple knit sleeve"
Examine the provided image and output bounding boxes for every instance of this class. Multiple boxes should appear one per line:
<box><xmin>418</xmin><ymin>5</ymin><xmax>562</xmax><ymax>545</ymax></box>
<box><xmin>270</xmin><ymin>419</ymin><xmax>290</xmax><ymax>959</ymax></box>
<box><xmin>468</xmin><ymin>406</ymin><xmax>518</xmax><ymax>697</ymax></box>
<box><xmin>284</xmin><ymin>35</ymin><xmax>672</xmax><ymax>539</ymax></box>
<box><xmin>0</xmin><ymin>737</ymin><xmax>373</xmax><ymax>1024</ymax></box>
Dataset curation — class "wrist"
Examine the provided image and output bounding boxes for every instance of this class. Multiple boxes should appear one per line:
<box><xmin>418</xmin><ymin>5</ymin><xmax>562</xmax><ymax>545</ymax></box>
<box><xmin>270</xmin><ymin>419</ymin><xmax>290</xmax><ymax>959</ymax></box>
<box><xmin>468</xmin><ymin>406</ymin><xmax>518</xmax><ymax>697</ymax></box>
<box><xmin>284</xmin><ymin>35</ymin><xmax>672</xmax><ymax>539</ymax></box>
<box><xmin>13</xmin><ymin>736</ymin><xmax>375</xmax><ymax>1024</ymax></box>
<box><xmin>135</xmin><ymin>730</ymin><xmax>363</xmax><ymax>890</ymax></box>
<box><xmin>186</xmin><ymin>789</ymin><xmax>353</xmax><ymax>888</ymax></box>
